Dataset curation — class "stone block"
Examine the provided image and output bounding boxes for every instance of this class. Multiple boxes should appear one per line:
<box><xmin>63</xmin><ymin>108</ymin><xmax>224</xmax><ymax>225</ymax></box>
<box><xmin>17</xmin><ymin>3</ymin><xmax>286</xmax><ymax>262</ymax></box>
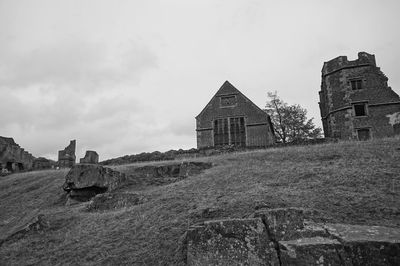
<box><xmin>186</xmin><ymin>218</ymin><xmax>279</xmax><ymax>266</ymax></box>
<box><xmin>324</xmin><ymin>223</ymin><xmax>400</xmax><ymax>266</ymax></box>
<box><xmin>279</xmin><ymin>237</ymin><xmax>349</xmax><ymax>266</ymax></box>
<box><xmin>254</xmin><ymin>207</ymin><xmax>325</xmax><ymax>241</ymax></box>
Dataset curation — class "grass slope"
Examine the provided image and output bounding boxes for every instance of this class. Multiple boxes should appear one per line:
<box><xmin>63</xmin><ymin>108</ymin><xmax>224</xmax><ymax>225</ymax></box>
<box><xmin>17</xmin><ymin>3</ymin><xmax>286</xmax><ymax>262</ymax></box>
<box><xmin>0</xmin><ymin>138</ymin><xmax>399</xmax><ymax>265</ymax></box>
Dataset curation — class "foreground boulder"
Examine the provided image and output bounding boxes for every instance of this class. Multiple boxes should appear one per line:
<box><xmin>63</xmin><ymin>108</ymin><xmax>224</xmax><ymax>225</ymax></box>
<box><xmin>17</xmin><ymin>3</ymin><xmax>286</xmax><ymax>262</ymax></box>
<box><xmin>186</xmin><ymin>218</ymin><xmax>279</xmax><ymax>265</ymax></box>
<box><xmin>63</xmin><ymin>164</ymin><xmax>127</xmax><ymax>202</ymax></box>
<box><xmin>324</xmin><ymin>223</ymin><xmax>400</xmax><ymax>266</ymax></box>
<box><xmin>185</xmin><ymin>208</ymin><xmax>400</xmax><ymax>265</ymax></box>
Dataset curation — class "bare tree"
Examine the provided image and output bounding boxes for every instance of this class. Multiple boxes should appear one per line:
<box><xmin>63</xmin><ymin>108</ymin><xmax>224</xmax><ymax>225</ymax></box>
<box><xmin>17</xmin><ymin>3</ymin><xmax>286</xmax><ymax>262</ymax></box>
<box><xmin>265</xmin><ymin>91</ymin><xmax>322</xmax><ymax>143</ymax></box>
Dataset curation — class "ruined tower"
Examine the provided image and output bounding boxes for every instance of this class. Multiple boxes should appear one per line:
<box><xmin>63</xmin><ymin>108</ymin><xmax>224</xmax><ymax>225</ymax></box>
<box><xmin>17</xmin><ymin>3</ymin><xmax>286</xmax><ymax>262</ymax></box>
<box><xmin>319</xmin><ymin>52</ymin><xmax>400</xmax><ymax>140</ymax></box>
<box><xmin>58</xmin><ymin>140</ymin><xmax>76</xmax><ymax>168</ymax></box>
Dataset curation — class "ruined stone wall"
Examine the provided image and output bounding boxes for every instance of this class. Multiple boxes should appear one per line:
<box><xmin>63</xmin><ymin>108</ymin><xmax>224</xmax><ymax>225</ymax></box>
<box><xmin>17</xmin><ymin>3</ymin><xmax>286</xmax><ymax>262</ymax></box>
<box><xmin>0</xmin><ymin>136</ymin><xmax>35</xmax><ymax>172</ymax></box>
<box><xmin>319</xmin><ymin>52</ymin><xmax>400</xmax><ymax>140</ymax></box>
<box><xmin>58</xmin><ymin>140</ymin><xmax>76</xmax><ymax>168</ymax></box>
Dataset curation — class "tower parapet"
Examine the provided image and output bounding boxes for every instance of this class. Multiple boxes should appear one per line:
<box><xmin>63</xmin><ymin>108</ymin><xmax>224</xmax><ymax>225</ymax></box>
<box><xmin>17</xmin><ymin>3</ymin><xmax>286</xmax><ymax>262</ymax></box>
<box><xmin>322</xmin><ymin>52</ymin><xmax>376</xmax><ymax>77</ymax></box>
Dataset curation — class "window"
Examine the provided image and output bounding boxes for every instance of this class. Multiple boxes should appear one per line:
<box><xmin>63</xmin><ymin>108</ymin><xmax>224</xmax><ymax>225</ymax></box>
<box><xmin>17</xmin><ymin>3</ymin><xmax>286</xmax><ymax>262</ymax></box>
<box><xmin>350</xmin><ymin>79</ymin><xmax>363</xmax><ymax>90</ymax></box>
<box><xmin>353</xmin><ymin>103</ymin><xmax>367</xmax><ymax>116</ymax></box>
<box><xmin>220</xmin><ymin>95</ymin><xmax>237</xmax><ymax>107</ymax></box>
<box><xmin>214</xmin><ymin>117</ymin><xmax>246</xmax><ymax>147</ymax></box>
<box><xmin>357</xmin><ymin>128</ymin><xmax>370</xmax><ymax>141</ymax></box>
<box><xmin>214</xmin><ymin>118</ymin><xmax>229</xmax><ymax>146</ymax></box>
<box><xmin>229</xmin><ymin>117</ymin><xmax>246</xmax><ymax>146</ymax></box>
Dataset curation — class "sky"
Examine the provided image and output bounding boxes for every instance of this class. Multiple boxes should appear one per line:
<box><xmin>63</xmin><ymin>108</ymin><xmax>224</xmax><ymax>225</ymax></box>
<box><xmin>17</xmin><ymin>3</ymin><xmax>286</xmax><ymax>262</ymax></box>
<box><xmin>1</xmin><ymin>0</ymin><xmax>400</xmax><ymax>161</ymax></box>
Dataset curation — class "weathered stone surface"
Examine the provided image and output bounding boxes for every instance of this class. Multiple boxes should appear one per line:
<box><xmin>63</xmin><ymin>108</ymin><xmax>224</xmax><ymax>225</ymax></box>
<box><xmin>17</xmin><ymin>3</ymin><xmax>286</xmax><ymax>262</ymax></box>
<box><xmin>254</xmin><ymin>207</ymin><xmax>326</xmax><ymax>241</ymax></box>
<box><xmin>58</xmin><ymin>140</ymin><xmax>76</xmax><ymax>168</ymax></box>
<box><xmin>33</xmin><ymin>157</ymin><xmax>55</xmax><ymax>170</ymax></box>
<box><xmin>80</xmin><ymin>150</ymin><xmax>99</xmax><ymax>164</ymax></box>
<box><xmin>184</xmin><ymin>208</ymin><xmax>400</xmax><ymax>265</ymax></box>
<box><xmin>87</xmin><ymin>192</ymin><xmax>145</xmax><ymax>211</ymax></box>
<box><xmin>324</xmin><ymin>223</ymin><xmax>400</xmax><ymax>266</ymax></box>
<box><xmin>0</xmin><ymin>209</ymin><xmax>47</xmax><ymax>245</ymax></box>
<box><xmin>319</xmin><ymin>52</ymin><xmax>400</xmax><ymax>140</ymax></box>
<box><xmin>186</xmin><ymin>218</ymin><xmax>279</xmax><ymax>266</ymax></box>
<box><xmin>125</xmin><ymin>161</ymin><xmax>212</xmax><ymax>186</ymax></box>
<box><xmin>63</xmin><ymin>164</ymin><xmax>127</xmax><ymax>201</ymax></box>
<box><xmin>0</xmin><ymin>136</ymin><xmax>35</xmax><ymax>172</ymax></box>
<box><xmin>279</xmin><ymin>237</ymin><xmax>349</xmax><ymax>266</ymax></box>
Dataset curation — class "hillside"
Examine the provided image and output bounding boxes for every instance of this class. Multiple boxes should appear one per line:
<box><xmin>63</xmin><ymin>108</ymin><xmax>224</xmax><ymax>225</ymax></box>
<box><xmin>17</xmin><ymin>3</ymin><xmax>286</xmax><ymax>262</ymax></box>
<box><xmin>0</xmin><ymin>138</ymin><xmax>399</xmax><ymax>265</ymax></box>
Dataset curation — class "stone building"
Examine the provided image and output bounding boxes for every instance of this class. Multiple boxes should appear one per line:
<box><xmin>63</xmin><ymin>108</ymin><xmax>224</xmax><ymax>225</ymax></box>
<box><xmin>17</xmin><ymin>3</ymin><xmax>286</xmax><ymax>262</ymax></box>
<box><xmin>58</xmin><ymin>140</ymin><xmax>76</xmax><ymax>168</ymax></box>
<box><xmin>0</xmin><ymin>136</ymin><xmax>34</xmax><ymax>172</ymax></box>
<box><xmin>196</xmin><ymin>81</ymin><xmax>275</xmax><ymax>148</ymax></box>
<box><xmin>319</xmin><ymin>52</ymin><xmax>400</xmax><ymax>140</ymax></box>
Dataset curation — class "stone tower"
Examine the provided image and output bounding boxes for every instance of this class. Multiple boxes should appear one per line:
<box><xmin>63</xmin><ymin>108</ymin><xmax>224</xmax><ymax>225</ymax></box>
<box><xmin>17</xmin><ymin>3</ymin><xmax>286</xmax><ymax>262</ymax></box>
<box><xmin>319</xmin><ymin>52</ymin><xmax>400</xmax><ymax>140</ymax></box>
<box><xmin>58</xmin><ymin>140</ymin><xmax>76</xmax><ymax>168</ymax></box>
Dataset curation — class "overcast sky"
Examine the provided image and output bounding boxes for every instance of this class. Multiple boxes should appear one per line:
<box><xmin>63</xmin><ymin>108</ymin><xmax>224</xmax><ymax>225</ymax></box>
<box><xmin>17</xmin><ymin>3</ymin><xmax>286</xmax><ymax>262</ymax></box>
<box><xmin>1</xmin><ymin>0</ymin><xmax>400</xmax><ymax>161</ymax></box>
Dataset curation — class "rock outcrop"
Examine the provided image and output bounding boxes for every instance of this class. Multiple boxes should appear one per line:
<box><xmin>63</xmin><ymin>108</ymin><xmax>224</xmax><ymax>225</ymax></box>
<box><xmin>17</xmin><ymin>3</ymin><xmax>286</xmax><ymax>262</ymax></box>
<box><xmin>0</xmin><ymin>209</ymin><xmax>47</xmax><ymax>245</ymax></box>
<box><xmin>63</xmin><ymin>164</ymin><xmax>127</xmax><ymax>202</ymax></box>
<box><xmin>58</xmin><ymin>140</ymin><xmax>76</xmax><ymax>168</ymax></box>
<box><xmin>87</xmin><ymin>192</ymin><xmax>146</xmax><ymax>211</ymax></box>
<box><xmin>187</xmin><ymin>218</ymin><xmax>279</xmax><ymax>265</ymax></box>
<box><xmin>80</xmin><ymin>150</ymin><xmax>99</xmax><ymax>164</ymax></box>
<box><xmin>185</xmin><ymin>207</ymin><xmax>400</xmax><ymax>265</ymax></box>
<box><xmin>125</xmin><ymin>161</ymin><xmax>212</xmax><ymax>186</ymax></box>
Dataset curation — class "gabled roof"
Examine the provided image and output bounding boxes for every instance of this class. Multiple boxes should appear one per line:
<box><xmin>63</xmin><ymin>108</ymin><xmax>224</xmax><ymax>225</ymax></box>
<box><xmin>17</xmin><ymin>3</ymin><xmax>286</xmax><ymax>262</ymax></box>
<box><xmin>195</xmin><ymin>80</ymin><xmax>268</xmax><ymax>119</ymax></box>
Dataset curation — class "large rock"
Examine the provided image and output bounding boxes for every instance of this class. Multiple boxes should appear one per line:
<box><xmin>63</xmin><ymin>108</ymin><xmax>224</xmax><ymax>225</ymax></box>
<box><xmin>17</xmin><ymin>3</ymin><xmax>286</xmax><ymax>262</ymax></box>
<box><xmin>183</xmin><ymin>208</ymin><xmax>400</xmax><ymax>265</ymax></box>
<box><xmin>80</xmin><ymin>150</ymin><xmax>99</xmax><ymax>164</ymax></box>
<box><xmin>254</xmin><ymin>207</ymin><xmax>326</xmax><ymax>241</ymax></box>
<box><xmin>279</xmin><ymin>237</ymin><xmax>349</xmax><ymax>266</ymax></box>
<box><xmin>63</xmin><ymin>164</ymin><xmax>126</xmax><ymax>201</ymax></box>
<box><xmin>324</xmin><ymin>223</ymin><xmax>400</xmax><ymax>266</ymax></box>
<box><xmin>186</xmin><ymin>218</ymin><xmax>279</xmax><ymax>266</ymax></box>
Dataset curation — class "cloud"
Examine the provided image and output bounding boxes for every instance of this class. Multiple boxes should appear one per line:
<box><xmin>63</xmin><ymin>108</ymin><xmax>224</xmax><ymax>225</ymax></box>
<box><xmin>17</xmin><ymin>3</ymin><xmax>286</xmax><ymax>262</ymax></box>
<box><xmin>0</xmin><ymin>40</ymin><xmax>157</xmax><ymax>90</ymax></box>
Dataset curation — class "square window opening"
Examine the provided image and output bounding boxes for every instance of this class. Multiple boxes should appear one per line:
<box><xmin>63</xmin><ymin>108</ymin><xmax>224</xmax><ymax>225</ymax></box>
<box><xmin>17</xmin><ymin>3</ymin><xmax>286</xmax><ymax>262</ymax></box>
<box><xmin>220</xmin><ymin>95</ymin><xmax>237</xmax><ymax>107</ymax></box>
<box><xmin>350</xmin><ymin>79</ymin><xmax>363</xmax><ymax>90</ymax></box>
<box><xmin>354</xmin><ymin>104</ymin><xmax>367</xmax><ymax>116</ymax></box>
<box><xmin>357</xmin><ymin>128</ymin><xmax>370</xmax><ymax>141</ymax></box>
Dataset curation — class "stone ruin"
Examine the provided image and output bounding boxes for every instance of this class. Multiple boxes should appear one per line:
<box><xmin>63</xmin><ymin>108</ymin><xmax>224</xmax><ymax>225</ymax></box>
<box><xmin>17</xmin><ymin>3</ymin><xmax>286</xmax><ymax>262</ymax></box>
<box><xmin>0</xmin><ymin>136</ymin><xmax>35</xmax><ymax>173</ymax></box>
<box><xmin>79</xmin><ymin>150</ymin><xmax>99</xmax><ymax>164</ymax></box>
<box><xmin>185</xmin><ymin>208</ymin><xmax>400</xmax><ymax>265</ymax></box>
<box><xmin>319</xmin><ymin>52</ymin><xmax>400</xmax><ymax>140</ymax></box>
<box><xmin>58</xmin><ymin>140</ymin><xmax>76</xmax><ymax>168</ymax></box>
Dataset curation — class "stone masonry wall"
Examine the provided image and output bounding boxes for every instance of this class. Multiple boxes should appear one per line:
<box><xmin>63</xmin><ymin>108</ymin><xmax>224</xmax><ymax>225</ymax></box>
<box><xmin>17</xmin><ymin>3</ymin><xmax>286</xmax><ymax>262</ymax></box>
<box><xmin>319</xmin><ymin>52</ymin><xmax>400</xmax><ymax>140</ymax></box>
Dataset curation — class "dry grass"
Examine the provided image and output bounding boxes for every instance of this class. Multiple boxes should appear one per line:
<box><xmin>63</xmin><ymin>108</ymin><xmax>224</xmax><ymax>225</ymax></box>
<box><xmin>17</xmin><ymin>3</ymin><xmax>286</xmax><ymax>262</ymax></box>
<box><xmin>0</xmin><ymin>137</ymin><xmax>399</xmax><ymax>265</ymax></box>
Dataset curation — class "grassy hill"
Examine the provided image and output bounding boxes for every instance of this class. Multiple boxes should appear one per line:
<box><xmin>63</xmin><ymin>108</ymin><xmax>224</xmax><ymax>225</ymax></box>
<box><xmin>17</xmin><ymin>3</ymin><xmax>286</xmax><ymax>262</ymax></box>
<box><xmin>0</xmin><ymin>138</ymin><xmax>399</xmax><ymax>265</ymax></box>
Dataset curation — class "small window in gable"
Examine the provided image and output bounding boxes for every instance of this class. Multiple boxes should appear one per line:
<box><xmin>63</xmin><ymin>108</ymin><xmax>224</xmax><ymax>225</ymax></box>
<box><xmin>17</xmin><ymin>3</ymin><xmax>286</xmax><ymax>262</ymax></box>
<box><xmin>353</xmin><ymin>103</ymin><xmax>367</xmax><ymax>116</ymax></box>
<box><xmin>350</xmin><ymin>79</ymin><xmax>363</xmax><ymax>90</ymax></box>
<box><xmin>357</xmin><ymin>128</ymin><xmax>371</xmax><ymax>141</ymax></box>
<box><xmin>220</xmin><ymin>95</ymin><xmax>237</xmax><ymax>107</ymax></box>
